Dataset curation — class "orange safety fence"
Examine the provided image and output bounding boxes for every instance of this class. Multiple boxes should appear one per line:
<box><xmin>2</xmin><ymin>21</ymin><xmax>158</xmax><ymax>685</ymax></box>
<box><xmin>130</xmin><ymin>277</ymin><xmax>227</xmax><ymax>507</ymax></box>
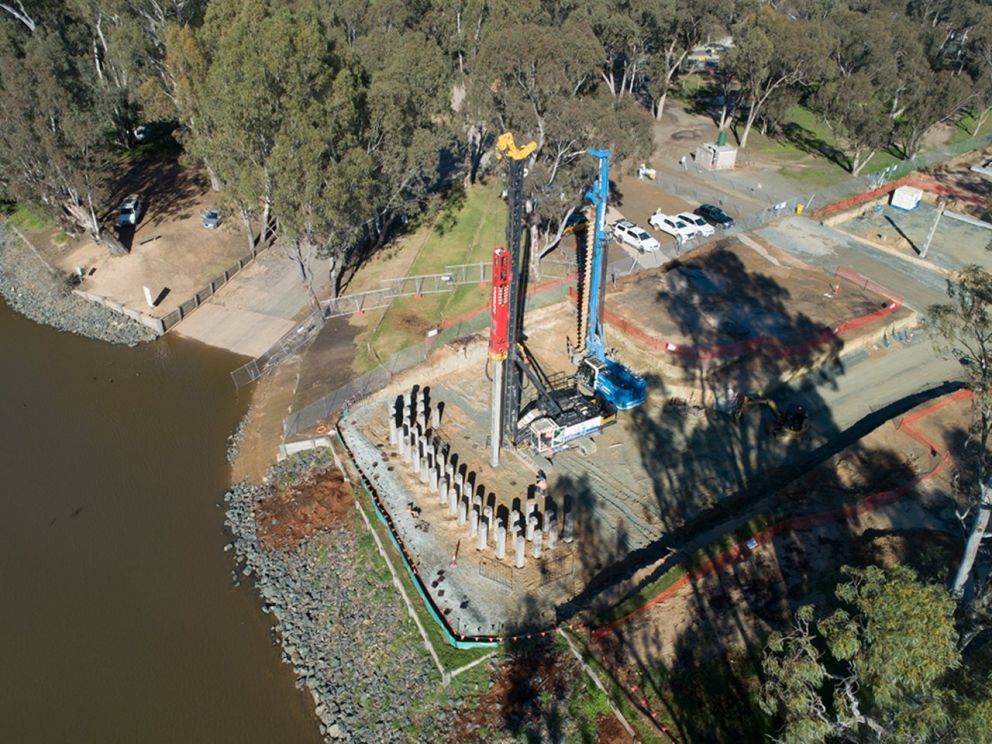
<box><xmin>590</xmin><ymin>387</ymin><xmax>973</xmax><ymax>641</ymax></box>
<box><xmin>813</xmin><ymin>174</ymin><xmax>985</xmax><ymax>222</ymax></box>
<box><xmin>577</xmin><ymin>266</ymin><xmax>903</xmax><ymax>362</ymax></box>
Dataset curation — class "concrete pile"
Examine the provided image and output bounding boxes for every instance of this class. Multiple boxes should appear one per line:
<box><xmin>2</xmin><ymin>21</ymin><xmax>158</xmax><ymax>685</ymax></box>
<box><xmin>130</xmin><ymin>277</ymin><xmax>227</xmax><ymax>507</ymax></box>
<box><xmin>389</xmin><ymin>386</ymin><xmax>576</xmax><ymax>570</ymax></box>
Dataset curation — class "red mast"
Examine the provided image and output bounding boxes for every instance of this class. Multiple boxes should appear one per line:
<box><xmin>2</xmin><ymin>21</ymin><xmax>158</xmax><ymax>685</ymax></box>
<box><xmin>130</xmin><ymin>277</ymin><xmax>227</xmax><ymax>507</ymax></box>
<box><xmin>489</xmin><ymin>246</ymin><xmax>510</xmax><ymax>360</ymax></box>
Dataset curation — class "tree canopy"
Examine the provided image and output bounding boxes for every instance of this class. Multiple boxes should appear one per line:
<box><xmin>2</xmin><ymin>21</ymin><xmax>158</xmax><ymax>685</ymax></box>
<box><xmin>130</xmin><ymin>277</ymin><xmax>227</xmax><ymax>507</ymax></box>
<box><xmin>926</xmin><ymin>267</ymin><xmax>992</xmax><ymax>599</ymax></box>
<box><xmin>760</xmin><ymin>565</ymin><xmax>991</xmax><ymax>744</ymax></box>
<box><xmin>2</xmin><ymin>0</ymin><xmax>990</xmax><ymax>260</ymax></box>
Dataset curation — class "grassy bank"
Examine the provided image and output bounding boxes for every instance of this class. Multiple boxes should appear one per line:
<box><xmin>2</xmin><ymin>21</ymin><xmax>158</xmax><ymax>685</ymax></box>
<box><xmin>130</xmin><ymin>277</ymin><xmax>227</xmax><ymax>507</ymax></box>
<box><xmin>352</xmin><ymin>181</ymin><xmax>505</xmax><ymax>375</ymax></box>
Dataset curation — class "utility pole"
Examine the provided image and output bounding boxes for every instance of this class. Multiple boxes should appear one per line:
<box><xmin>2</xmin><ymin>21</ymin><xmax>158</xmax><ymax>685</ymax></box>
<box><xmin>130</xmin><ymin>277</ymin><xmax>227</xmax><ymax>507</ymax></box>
<box><xmin>921</xmin><ymin>200</ymin><xmax>945</xmax><ymax>259</ymax></box>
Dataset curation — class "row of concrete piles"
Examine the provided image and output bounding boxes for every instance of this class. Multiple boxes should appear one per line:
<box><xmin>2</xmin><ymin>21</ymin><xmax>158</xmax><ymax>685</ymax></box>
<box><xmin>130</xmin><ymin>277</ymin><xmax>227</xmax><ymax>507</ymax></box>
<box><xmin>387</xmin><ymin>385</ymin><xmax>574</xmax><ymax>569</ymax></box>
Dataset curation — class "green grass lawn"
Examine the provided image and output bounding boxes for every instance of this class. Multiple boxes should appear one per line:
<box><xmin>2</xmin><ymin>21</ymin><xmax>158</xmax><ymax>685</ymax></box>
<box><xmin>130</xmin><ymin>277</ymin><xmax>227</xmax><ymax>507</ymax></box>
<box><xmin>6</xmin><ymin>202</ymin><xmax>53</xmax><ymax>232</ymax></box>
<box><xmin>352</xmin><ymin>181</ymin><xmax>505</xmax><ymax>374</ymax></box>
<box><xmin>949</xmin><ymin>110</ymin><xmax>992</xmax><ymax>145</ymax></box>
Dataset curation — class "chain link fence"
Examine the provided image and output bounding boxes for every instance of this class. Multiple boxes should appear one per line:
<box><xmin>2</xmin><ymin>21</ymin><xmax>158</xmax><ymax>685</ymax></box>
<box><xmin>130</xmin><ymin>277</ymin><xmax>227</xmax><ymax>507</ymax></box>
<box><xmin>281</xmin><ymin>132</ymin><xmax>992</xmax><ymax>436</ymax></box>
<box><xmin>230</xmin><ymin>307</ymin><xmax>325</xmax><ymax>387</ymax></box>
<box><xmin>283</xmin><ymin>281</ymin><xmax>573</xmax><ymax>439</ymax></box>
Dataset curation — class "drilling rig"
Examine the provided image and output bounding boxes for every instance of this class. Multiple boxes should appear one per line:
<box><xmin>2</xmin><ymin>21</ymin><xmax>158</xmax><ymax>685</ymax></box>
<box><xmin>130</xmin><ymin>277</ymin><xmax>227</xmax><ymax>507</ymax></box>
<box><xmin>572</xmin><ymin>149</ymin><xmax>646</xmax><ymax>410</ymax></box>
<box><xmin>488</xmin><ymin>134</ymin><xmax>643</xmax><ymax>467</ymax></box>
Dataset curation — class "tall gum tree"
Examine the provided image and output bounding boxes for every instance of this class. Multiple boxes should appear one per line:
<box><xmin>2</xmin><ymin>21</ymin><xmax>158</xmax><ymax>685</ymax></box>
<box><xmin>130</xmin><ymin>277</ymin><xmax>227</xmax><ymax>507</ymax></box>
<box><xmin>760</xmin><ymin>565</ymin><xmax>964</xmax><ymax>743</ymax></box>
<box><xmin>0</xmin><ymin>24</ymin><xmax>116</xmax><ymax>248</ymax></box>
<box><xmin>723</xmin><ymin>6</ymin><xmax>830</xmax><ymax>149</ymax></box>
<box><xmin>926</xmin><ymin>267</ymin><xmax>992</xmax><ymax>599</ymax></box>
<box><xmin>644</xmin><ymin>0</ymin><xmax>732</xmax><ymax>122</ymax></box>
<box><xmin>470</xmin><ymin>17</ymin><xmax>652</xmax><ymax>271</ymax></box>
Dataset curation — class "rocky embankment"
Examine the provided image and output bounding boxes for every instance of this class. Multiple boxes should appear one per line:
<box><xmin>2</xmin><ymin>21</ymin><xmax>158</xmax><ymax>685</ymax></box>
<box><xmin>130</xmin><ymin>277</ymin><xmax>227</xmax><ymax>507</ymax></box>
<box><xmin>224</xmin><ymin>454</ymin><xmax>446</xmax><ymax>742</ymax></box>
<box><xmin>0</xmin><ymin>227</ymin><xmax>154</xmax><ymax>345</ymax></box>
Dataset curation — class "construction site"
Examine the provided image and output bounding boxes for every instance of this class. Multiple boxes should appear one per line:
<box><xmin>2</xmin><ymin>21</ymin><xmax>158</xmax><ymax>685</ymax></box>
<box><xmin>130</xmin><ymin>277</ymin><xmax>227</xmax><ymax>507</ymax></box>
<box><xmin>316</xmin><ymin>133</ymin><xmax>985</xmax><ymax>646</ymax></box>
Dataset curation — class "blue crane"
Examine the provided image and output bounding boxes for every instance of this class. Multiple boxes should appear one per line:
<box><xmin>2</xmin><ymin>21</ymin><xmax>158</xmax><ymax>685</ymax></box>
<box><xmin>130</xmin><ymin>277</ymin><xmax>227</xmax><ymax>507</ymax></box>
<box><xmin>572</xmin><ymin>148</ymin><xmax>646</xmax><ymax>410</ymax></box>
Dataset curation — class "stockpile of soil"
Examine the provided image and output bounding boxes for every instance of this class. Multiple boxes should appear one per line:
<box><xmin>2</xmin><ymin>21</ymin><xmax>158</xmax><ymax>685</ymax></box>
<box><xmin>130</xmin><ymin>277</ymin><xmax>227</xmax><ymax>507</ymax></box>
<box><xmin>256</xmin><ymin>470</ymin><xmax>354</xmax><ymax>551</ymax></box>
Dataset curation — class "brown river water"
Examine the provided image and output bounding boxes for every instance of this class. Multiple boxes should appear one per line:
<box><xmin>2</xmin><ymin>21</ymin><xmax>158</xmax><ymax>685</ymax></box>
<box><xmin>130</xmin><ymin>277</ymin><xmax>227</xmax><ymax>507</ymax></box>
<box><xmin>0</xmin><ymin>299</ymin><xmax>320</xmax><ymax>743</ymax></box>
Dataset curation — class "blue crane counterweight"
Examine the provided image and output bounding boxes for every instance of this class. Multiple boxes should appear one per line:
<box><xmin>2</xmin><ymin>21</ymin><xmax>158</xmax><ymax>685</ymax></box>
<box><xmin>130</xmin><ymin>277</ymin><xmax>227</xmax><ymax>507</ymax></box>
<box><xmin>574</xmin><ymin>149</ymin><xmax>646</xmax><ymax>411</ymax></box>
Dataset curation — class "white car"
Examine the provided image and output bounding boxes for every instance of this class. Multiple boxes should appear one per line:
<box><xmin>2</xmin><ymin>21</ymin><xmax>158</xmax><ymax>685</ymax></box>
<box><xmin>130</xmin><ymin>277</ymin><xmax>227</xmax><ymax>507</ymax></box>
<box><xmin>612</xmin><ymin>219</ymin><xmax>661</xmax><ymax>252</ymax></box>
<box><xmin>676</xmin><ymin>211</ymin><xmax>715</xmax><ymax>237</ymax></box>
<box><xmin>649</xmin><ymin>211</ymin><xmax>697</xmax><ymax>242</ymax></box>
<box><xmin>117</xmin><ymin>195</ymin><xmax>142</xmax><ymax>226</ymax></box>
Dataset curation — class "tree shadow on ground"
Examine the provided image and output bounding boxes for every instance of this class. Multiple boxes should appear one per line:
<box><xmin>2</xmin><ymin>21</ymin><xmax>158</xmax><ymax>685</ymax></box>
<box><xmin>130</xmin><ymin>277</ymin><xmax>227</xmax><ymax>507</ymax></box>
<box><xmin>103</xmin><ymin>153</ymin><xmax>207</xmax><ymax>228</ymax></box>
<box><xmin>927</xmin><ymin>164</ymin><xmax>992</xmax><ymax>201</ymax></box>
<box><xmin>592</xmin><ymin>428</ymin><xmax>958</xmax><ymax>742</ymax></box>
<box><xmin>779</xmin><ymin>121</ymin><xmax>848</xmax><ymax>170</ymax></box>
<box><xmin>542</xmin><ymin>245</ymin><xmax>972</xmax><ymax>739</ymax></box>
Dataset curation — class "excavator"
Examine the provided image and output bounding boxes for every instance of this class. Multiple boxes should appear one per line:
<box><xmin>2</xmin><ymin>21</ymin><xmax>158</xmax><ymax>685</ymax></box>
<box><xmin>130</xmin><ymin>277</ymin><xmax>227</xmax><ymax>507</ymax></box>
<box><xmin>734</xmin><ymin>393</ymin><xmax>809</xmax><ymax>438</ymax></box>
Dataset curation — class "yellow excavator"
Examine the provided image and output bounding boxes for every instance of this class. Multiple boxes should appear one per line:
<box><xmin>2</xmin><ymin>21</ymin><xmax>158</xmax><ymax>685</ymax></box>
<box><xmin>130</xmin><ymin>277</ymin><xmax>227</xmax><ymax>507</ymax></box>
<box><xmin>734</xmin><ymin>393</ymin><xmax>809</xmax><ymax>438</ymax></box>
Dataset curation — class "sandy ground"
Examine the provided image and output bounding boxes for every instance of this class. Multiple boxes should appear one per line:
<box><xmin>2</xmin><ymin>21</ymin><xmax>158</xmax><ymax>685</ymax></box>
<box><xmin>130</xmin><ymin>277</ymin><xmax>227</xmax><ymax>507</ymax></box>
<box><xmin>233</xmin><ymin>356</ymin><xmax>303</xmax><ymax>483</ymax></box>
<box><xmin>341</xmin><ymin>397</ymin><xmax>586</xmax><ymax>633</ymax></box>
<box><xmin>590</xmin><ymin>390</ymin><xmax>970</xmax><ymax>694</ymax></box>
<box><xmin>608</xmin><ymin>236</ymin><xmax>885</xmax><ymax>346</ymax></box>
<box><xmin>56</xmin><ymin>160</ymin><xmax>249</xmax><ymax>319</ymax></box>
<box><xmin>927</xmin><ymin>143</ymin><xmax>992</xmax><ymax>217</ymax></box>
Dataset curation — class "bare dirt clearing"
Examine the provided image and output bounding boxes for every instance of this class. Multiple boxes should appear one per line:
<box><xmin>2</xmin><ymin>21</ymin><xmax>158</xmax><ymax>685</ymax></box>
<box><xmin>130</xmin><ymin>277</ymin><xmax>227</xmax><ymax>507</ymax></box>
<box><xmin>55</xmin><ymin>159</ymin><xmax>249</xmax><ymax>319</ymax></box>
<box><xmin>256</xmin><ymin>468</ymin><xmax>354</xmax><ymax>552</ymax></box>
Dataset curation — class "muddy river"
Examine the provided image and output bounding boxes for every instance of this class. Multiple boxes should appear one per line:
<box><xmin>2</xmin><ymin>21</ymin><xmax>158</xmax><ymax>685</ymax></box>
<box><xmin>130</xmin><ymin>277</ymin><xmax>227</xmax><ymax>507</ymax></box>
<box><xmin>0</xmin><ymin>299</ymin><xmax>319</xmax><ymax>743</ymax></box>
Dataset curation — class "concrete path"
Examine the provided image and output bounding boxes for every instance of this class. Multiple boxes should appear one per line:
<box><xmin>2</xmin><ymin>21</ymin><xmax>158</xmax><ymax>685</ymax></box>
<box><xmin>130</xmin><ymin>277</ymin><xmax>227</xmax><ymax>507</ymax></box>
<box><xmin>792</xmin><ymin>337</ymin><xmax>962</xmax><ymax>432</ymax></box>
<box><xmin>174</xmin><ymin>247</ymin><xmax>330</xmax><ymax>357</ymax></box>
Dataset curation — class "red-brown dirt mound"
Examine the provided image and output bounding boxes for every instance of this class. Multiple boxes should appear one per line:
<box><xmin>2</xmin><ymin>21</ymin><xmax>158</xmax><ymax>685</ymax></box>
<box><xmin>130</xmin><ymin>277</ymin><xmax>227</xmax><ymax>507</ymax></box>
<box><xmin>256</xmin><ymin>470</ymin><xmax>353</xmax><ymax>551</ymax></box>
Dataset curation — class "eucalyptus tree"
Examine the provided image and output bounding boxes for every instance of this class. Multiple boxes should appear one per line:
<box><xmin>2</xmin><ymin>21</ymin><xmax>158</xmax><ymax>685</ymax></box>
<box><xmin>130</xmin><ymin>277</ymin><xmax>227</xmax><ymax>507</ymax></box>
<box><xmin>926</xmin><ymin>267</ymin><xmax>992</xmax><ymax>599</ymax></box>
<box><xmin>643</xmin><ymin>0</ymin><xmax>733</xmax><ymax>121</ymax></box>
<box><xmin>469</xmin><ymin>15</ymin><xmax>651</xmax><ymax>267</ymax></box>
<box><xmin>723</xmin><ymin>5</ymin><xmax>831</xmax><ymax>149</ymax></box>
<box><xmin>760</xmin><ymin>565</ymin><xmax>971</xmax><ymax>744</ymax></box>
<box><xmin>0</xmin><ymin>22</ymin><xmax>115</xmax><ymax>246</ymax></box>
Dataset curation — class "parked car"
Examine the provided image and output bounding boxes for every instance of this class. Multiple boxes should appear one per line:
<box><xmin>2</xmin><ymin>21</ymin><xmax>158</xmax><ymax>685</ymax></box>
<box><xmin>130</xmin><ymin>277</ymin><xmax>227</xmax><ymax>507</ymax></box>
<box><xmin>612</xmin><ymin>219</ymin><xmax>661</xmax><ymax>252</ymax></box>
<box><xmin>202</xmin><ymin>208</ymin><xmax>222</xmax><ymax>229</ymax></box>
<box><xmin>649</xmin><ymin>211</ymin><xmax>697</xmax><ymax>242</ymax></box>
<box><xmin>117</xmin><ymin>195</ymin><xmax>142</xmax><ymax>226</ymax></box>
<box><xmin>695</xmin><ymin>204</ymin><xmax>735</xmax><ymax>229</ymax></box>
<box><xmin>676</xmin><ymin>211</ymin><xmax>715</xmax><ymax>238</ymax></box>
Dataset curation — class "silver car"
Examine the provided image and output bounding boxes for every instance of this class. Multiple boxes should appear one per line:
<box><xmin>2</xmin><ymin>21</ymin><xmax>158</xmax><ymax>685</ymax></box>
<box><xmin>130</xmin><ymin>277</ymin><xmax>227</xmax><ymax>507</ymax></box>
<box><xmin>118</xmin><ymin>195</ymin><xmax>142</xmax><ymax>226</ymax></box>
<box><xmin>202</xmin><ymin>209</ymin><xmax>221</xmax><ymax>229</ymax></box>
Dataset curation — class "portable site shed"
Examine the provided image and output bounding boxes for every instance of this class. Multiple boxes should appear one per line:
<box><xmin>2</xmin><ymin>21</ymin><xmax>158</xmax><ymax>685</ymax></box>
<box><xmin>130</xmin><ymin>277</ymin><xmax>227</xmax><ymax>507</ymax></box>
<box><xmin>890</xmin><ymin>185</ymin><xmax>923</xmax><ymax>211</ymax></box>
